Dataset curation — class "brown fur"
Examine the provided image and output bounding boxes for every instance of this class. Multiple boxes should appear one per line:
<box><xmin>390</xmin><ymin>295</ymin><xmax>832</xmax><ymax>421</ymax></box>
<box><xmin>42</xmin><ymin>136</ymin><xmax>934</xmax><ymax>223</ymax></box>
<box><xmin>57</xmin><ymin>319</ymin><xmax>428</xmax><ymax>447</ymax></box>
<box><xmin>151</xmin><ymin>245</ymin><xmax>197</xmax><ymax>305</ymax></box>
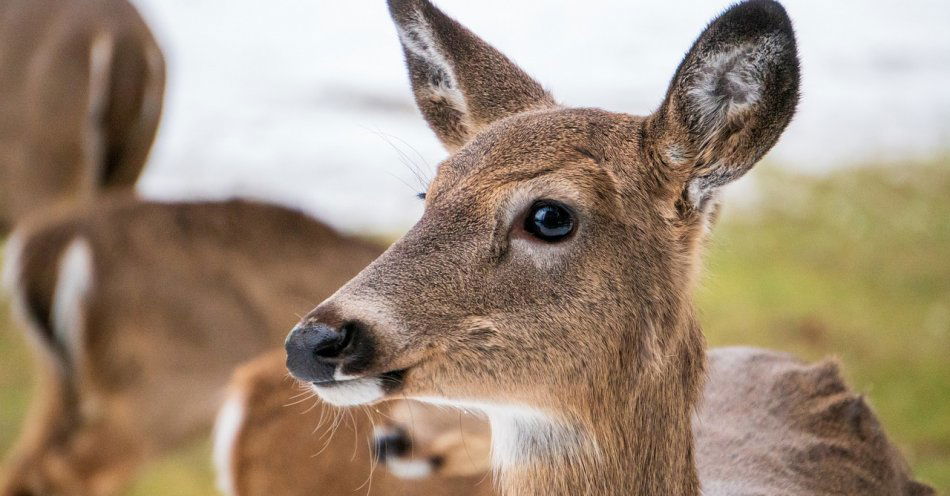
<box><xmin>0</xmin><ymin>194</ymin><xmax>381</xmax><ymax>496</ymax></box>
<box><xmin>388</xmin><ymin>0</ymin><xmax>555</xmax><ymax>151</ymax></box>
<box><xmin>696</xmin><ymin>348</ymin><xmax>934</xmax><ymax>495</ymax></box>
<box><xmin>217</xmin><ymin>350</ymin><xmax>493</xmax><ymax>496</ymax></box>
<box><xmin>296</xmin><ymin>346</ymin><xmax>931</xmax><ymax>495</ymax></box>
<box><xmin>285</xmin><ymin>1</ymin><xmax>932</xmax><ymax>495</ymax></box>
<box><xmin>0</xmin><ymin>0</ymin><xmax>164</xmax><ymax>233</ymax></box>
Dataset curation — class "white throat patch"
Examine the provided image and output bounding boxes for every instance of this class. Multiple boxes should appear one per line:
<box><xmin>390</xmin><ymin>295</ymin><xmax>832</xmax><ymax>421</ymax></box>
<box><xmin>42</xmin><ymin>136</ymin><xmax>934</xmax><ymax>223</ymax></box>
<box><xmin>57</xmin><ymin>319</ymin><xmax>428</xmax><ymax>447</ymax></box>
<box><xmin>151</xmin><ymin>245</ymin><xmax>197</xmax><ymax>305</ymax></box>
<box><xmin>414</xmin><ymin>397</ymin><xmax>592</xmax><ymax>471</ymax></box>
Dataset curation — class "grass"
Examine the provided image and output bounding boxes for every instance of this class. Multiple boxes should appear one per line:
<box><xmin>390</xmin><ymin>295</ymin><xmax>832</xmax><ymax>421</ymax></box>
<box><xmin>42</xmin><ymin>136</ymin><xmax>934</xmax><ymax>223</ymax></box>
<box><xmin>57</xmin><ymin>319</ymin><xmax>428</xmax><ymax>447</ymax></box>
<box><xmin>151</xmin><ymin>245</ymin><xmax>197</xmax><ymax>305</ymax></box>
<box><xmin>0</xmin><ymin>281</ymin><xmax>32</xmax><ymax>454</ymax></box>
<box><xmin>1</xmin><ymin>159</ymin><xmax>948</xmax><ymax>494</ymax></box>
<box><xmin>698</xmin><ymin>160</ymin><xmax>950</xmax><ymax>490</ymax></box>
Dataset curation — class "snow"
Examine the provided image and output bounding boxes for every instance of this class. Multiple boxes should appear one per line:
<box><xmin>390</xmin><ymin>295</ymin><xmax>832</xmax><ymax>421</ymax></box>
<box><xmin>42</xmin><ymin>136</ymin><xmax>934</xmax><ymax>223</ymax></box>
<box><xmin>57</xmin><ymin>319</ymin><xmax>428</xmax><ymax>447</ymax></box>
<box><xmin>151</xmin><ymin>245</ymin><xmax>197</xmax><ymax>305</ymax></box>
<box><xmin>131</xmin><ymin>0</ymin><xmax>950</xmax><ymax>234</ymax></box>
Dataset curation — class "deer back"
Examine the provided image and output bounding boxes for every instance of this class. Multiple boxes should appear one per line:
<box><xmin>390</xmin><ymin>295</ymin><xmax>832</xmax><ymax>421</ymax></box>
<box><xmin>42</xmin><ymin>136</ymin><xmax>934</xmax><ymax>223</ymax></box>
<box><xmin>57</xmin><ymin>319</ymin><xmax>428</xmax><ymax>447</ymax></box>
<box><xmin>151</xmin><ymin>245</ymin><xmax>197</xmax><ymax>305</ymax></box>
<box><xmin>0</xmin><ymin>0</ymin><xmax>165</xmax><ymax>232</ymax></box>
<box><xmin>696</xmin><ymin>347</ymin><xmax>934</xmax><ymax>496</ymax></box>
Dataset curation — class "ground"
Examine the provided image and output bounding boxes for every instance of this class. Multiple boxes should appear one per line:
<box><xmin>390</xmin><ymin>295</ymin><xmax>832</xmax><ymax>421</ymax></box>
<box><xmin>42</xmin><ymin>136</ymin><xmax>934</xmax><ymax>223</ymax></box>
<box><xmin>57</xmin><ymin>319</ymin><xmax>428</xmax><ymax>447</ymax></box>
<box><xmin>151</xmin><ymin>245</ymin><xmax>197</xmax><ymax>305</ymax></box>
<box><xmin>1</xmin><ymin>161</ymin><xmax>948</xmax><ymax>494</ymax></box>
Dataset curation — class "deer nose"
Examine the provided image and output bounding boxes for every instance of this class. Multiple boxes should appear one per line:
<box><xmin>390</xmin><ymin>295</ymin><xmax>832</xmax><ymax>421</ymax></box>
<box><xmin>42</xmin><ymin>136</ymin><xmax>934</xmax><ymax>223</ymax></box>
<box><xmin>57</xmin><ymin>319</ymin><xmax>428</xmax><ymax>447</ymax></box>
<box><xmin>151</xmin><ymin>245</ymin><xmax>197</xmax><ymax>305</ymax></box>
<box><xmin>285</xmin><ymin>321</ymin><xmax>358</xmax><ymax>383</ymax></box>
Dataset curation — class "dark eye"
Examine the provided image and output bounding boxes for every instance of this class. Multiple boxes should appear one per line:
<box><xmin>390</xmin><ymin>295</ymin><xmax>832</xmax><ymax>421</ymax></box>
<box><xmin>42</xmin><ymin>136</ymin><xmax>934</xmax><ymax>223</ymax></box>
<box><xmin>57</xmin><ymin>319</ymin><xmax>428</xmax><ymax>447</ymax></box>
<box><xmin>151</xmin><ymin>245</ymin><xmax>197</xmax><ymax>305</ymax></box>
<box><xmin>523</xmin><ymin>201</ymin><xmax>575</xmax><ymax>242</ymax></box>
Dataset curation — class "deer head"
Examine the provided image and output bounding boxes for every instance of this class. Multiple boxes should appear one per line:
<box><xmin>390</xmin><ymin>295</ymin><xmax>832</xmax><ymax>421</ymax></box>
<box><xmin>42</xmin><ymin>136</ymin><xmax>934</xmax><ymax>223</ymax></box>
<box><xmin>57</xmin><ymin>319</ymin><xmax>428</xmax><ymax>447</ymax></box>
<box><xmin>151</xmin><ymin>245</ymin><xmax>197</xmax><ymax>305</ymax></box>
<box><xmin>286</xmin><ymin>1</ymin><xmax>798</xmax><ymax>493</ymax></box>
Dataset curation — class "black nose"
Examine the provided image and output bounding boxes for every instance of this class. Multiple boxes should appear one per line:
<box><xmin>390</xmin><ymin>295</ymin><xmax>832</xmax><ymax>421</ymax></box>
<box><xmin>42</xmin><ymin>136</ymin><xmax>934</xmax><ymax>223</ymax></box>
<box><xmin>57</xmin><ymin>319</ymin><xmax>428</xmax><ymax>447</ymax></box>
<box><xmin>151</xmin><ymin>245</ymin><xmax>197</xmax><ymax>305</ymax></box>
<box><xmin>285</xmin><ymin>321</ymin><xmax>358</xmax><ymax>383</ymax></box>
<box><xmin>373</xmin><ymin>428</ymin><xmax>412</xmax><ymax>462</ymax></box>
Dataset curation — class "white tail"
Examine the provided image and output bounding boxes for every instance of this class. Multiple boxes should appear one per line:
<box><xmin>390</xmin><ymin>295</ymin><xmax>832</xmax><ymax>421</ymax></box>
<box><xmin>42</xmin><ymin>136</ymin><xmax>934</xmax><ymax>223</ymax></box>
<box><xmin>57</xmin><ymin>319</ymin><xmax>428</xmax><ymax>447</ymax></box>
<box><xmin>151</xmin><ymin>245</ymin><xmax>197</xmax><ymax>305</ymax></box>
<box><xmin>50</xmin><ymin>238</ymin><xmax>94</xmax><ymax>368</ymax></box>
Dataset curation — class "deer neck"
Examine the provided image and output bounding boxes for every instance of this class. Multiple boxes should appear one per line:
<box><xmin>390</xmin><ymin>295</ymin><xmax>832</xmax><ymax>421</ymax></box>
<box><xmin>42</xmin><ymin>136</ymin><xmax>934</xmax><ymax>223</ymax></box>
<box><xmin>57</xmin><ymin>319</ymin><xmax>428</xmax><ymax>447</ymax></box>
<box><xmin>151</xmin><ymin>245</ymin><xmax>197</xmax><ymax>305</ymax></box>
<box><xmin>492</xmin><ymin>320</ymin><xmax>705</xmax><ymax>496</ymax></box>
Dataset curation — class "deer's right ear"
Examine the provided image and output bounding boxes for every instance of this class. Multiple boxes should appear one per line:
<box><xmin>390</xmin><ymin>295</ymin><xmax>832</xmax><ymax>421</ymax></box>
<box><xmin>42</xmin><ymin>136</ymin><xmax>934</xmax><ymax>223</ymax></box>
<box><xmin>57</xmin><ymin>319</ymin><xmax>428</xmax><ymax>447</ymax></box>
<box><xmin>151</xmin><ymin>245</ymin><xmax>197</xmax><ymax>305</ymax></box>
<box><xmin>388</xmin><ymin>0</ymin><xmax>556</xmax><ymax>151</ymax></box>
<box><xmin>648</xmin><ymin>0</ymin><xmax>800</xmax><ymax>210</ymax></box>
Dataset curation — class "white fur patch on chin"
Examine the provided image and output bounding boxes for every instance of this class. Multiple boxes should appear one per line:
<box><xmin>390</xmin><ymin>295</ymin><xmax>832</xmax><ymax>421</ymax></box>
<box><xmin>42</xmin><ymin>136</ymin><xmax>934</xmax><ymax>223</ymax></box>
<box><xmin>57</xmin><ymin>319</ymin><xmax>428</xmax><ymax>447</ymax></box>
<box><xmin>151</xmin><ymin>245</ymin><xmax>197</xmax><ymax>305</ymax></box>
<box><xmin>311</xmin><ymin>378</ymin><xmax>385</xmax><ymax>407</ymax></box>
<box><xmin>212</xmin><ymin>390</ymin><xmax>246</xmax><ymax>496</ymax></box>
<box><xmin>385</xmin><ymin>457</ymin><xmax>434</xmax><ymax>480</ymax></box>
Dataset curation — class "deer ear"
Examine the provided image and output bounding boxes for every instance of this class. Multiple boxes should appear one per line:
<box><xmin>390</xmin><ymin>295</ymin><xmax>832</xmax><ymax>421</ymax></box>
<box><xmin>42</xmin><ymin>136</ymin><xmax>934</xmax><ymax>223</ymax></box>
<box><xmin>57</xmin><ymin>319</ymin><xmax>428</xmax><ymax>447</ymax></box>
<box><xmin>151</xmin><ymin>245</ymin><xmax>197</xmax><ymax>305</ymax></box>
<box><xmin>650</xmin><ymin>0</ymin><xmax>800</xmax><ymax>208</ymax></box>
<box><xmin>387</xmin><ymin>0</ymin><xmax>556</xmax><ymax>151</ymax></box>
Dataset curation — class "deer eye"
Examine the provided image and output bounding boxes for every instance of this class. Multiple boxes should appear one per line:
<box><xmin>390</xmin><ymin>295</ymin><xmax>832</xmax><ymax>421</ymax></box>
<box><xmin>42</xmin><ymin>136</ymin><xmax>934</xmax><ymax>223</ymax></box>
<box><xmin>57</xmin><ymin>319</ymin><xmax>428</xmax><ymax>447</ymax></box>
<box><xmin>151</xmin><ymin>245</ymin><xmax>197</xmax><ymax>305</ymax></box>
<box><xmin>523</xmin><ymin>201</ymin><xmax>575</xmax><ymax>242</ymax></box>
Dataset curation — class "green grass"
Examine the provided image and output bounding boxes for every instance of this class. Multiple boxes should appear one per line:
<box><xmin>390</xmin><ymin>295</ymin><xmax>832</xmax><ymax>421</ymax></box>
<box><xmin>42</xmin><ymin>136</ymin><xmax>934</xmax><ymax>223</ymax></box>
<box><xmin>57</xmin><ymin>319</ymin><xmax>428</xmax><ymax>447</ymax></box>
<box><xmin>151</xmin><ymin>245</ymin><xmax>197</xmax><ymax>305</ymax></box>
<box><xmin>125</xmin><ymin>440</ymin><xmax>217</xmax><ymax>496</ymax></box>
<box><xmin>0</xmin><ymin>280</ymin><xmax>33</xmax><ymax>454</ymax></box>
<box><xmin>1</xmin><ymin>159</ymin><xmax>948</xmax><ymax>494</ymax></box>
<box><xmin>697</xmin><ymin>160</ymin><xmax>950</xmax><ymax>490</ymax></box>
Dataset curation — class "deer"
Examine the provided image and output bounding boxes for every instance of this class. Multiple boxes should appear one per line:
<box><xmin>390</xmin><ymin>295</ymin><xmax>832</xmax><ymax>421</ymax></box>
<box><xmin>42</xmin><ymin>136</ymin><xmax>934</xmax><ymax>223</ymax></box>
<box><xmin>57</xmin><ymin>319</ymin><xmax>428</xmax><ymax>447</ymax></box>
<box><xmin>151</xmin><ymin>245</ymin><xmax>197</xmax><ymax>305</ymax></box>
<box><xmin>0</xmin><ymin>193</ymin><xmax>382</xmax><ymax>496</ymax></box>
<box><xmin>371</xmin><ymin>347</ymin><xmax>933</xmax><ymax>495</ymax></box>
<box><xmin>214</xmin><ymin>349</ymin><xmax>493</xmax><ymax>496</ymax></box>
<box><xmin>373</xmin><ymin>397</ymin><xmax>491</xmax><ymax>481</ymax></box>
<box><xmin>229</xmin><ymin>347</ymin><xmax>925</xmax><ymax>495</ymax></box>
<box><xmin>0</xmin><ymin>0</ymin><xmax>164</xmax><ymax>233</ymax></box>
<box><xmin>284</xmin><ymin>0</ymin><xmax>935</xmax><ymax>494</ymax></box>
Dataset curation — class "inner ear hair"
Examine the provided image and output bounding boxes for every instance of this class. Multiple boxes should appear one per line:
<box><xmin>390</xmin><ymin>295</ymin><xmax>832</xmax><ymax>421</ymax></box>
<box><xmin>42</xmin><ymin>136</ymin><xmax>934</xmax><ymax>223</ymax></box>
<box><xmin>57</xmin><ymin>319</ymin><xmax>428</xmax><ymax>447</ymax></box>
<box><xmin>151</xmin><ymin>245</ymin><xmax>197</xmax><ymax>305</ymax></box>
<box><xmin>388</xmin><ymin>0</ymin><xmax>555</xmax><ymax>150</ymax></box>
<box><xmin>653</xmin><ymin>0</ymin><xmax>800</xmax><ymax>208</ymax></box>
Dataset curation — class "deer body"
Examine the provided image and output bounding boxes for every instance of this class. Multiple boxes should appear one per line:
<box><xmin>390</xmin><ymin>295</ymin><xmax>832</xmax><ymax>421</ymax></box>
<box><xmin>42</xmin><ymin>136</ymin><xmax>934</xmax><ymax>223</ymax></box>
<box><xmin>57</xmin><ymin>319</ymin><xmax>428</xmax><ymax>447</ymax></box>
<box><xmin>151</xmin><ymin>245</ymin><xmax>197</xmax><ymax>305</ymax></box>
<box><xmin>0</xmin><ymin>0</ymin><xmax>164</xmax><ymax>232</ymax></box>
<box><xmin>214</xmin><ymin>349</ymin><xmax>493</xmax><ymax>496</ymax></box>
<box><xmin>284</xmin><ymin>1</ymin><xmax>933</xmax><ymax>495</ymax></box>
<box><xmin>235</xmin><ymin>346</ymin><xmax>929</xmax><ymax>496</ymax></box>
<box><xmin>0</xmin><ymin>195</ymin><xmax>381</xmax><ymax>496</ymax></box>
<box><xmin>696</xmin><ymin>347</ymin><xmax>932</xmax><ymax>495</ymax></box>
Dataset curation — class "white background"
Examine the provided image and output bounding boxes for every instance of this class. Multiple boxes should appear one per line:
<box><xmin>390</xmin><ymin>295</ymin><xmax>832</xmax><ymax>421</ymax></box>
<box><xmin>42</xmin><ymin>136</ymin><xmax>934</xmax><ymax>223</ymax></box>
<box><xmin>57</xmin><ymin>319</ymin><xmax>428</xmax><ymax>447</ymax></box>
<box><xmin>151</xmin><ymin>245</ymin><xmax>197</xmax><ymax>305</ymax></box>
<box><xmin>131</xmin><ymin>0</ymin><xmax>950</xmax><ymax>234</ymax></box>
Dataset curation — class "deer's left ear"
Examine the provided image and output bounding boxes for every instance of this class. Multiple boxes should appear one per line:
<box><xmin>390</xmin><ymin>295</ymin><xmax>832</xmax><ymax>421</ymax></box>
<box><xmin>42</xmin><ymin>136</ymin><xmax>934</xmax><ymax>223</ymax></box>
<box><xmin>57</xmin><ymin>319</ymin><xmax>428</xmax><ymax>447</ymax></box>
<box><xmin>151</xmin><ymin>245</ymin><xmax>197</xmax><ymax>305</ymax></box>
<box><xmin>648</xmin><ymin>0</ymin><xmax>800</xmax><ymax>208</ymax></box>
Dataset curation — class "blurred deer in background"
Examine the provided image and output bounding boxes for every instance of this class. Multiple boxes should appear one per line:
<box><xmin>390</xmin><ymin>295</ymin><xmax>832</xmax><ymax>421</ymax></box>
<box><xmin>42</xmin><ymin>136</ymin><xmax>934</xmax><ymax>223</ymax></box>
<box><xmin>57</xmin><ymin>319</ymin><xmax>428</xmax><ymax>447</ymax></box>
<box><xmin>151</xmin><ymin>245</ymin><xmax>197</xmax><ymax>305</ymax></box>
<box><xmin>214</xmin><ymin>349</ymin><xmax>493</xmax><ymax>496</ymax></box>
<box><xmin>0</xmin><ymin>195</ymin><xmax>381</xmax><ymax>496</ymax></box>
<box><xmin>0</xmin><ymin>0</ymin><xmax>164</xmax><ymax>233</ymax></box>
<box><xmin>373</xmin><ymin>399</ymin><xmax>491</xmax><ymax>482</ymax></box>
<box><xmin>285</xmin><ymin>0</ymin><xmax>934</xmax><ymax>494</ymax></box>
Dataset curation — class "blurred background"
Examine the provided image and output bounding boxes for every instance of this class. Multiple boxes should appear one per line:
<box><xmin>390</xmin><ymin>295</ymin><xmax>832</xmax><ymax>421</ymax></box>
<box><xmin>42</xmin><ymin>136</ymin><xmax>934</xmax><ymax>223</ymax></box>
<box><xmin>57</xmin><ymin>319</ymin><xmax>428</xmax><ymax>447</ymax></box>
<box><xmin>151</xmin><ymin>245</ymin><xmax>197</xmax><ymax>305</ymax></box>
<box><xmin>134</xmin><ymin>0</ymin><xmax>950</xmax><ymax>234</ymax></box>
<box><xmin>1</xmin><ymin>0</ymin><xmax>948</xmax><ymax>493</ymax></box>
